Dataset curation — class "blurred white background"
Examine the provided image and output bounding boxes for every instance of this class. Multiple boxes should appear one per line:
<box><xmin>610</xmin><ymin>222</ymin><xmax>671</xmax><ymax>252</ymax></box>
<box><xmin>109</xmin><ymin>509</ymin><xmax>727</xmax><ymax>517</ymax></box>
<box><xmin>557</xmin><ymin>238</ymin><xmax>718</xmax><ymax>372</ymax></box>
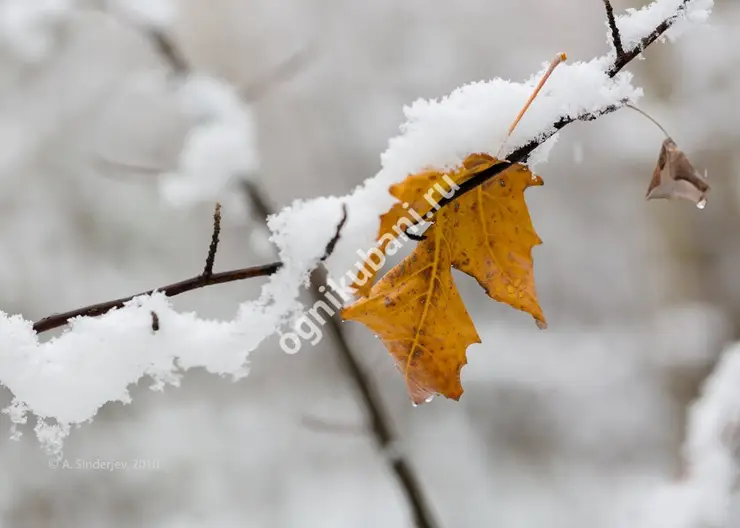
<box><xmin>0</xmin><ymin>0</ymin><xmax>738</xmax><ymax>526</ymax></box>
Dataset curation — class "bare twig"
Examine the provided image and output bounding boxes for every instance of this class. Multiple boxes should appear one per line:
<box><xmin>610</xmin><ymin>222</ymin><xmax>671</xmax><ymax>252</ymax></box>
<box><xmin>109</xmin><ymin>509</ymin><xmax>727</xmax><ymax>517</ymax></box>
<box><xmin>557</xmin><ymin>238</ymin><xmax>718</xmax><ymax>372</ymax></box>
<box><xmin>602</xmin><ymin>0</ymin><xmax>625</xmax><ymax>58</ymax></box>
<box><xmin>203</xmin><ymin>203</ymin><xmax>222</xmax><ymax>278</ymax></box>
<box><xmin>32</xmin><ymin>263</ymin><xmax>281</xmax><ymax>333</ymax></box>
<box><xmin>32</xmin><ymin>203</ymin><xmax>346</xmax><ymax>334</ymax></box>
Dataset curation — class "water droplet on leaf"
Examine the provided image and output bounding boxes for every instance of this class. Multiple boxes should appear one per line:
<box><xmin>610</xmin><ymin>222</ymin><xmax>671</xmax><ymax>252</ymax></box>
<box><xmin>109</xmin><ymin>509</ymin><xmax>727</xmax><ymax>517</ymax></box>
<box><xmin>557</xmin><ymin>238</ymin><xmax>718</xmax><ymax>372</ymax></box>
<box><xmin>696</xmin><ymin>198</ymin><xmax>707</xmax><ymax>210</ymax></box>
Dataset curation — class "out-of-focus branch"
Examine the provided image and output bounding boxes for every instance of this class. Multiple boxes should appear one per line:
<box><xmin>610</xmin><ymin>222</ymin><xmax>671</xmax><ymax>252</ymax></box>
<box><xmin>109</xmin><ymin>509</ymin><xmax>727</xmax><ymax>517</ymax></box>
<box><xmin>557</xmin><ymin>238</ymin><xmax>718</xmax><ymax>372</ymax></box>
<box><xmin>143</xmin><ymin>19</ymin><xmax>313</xmax><ymax>102</ymax></box>
<box><xmin>150</xmin><ymin>28</ymin><xmax>189</xmax><ymax>75</ymax></box>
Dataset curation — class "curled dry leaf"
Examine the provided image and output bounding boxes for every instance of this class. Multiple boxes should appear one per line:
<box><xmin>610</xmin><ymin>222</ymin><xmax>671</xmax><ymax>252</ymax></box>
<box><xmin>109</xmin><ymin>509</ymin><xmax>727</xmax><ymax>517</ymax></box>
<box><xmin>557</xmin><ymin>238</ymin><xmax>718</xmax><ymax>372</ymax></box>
<box><xmin>342</xmin><ymin>154</ymin><xmax>544</xmax><ymax>403</ymax></box>
<box><xmin>646</xmin><ymin>138</ymin><xmax>710</xmax><ymax>209</ymax></box>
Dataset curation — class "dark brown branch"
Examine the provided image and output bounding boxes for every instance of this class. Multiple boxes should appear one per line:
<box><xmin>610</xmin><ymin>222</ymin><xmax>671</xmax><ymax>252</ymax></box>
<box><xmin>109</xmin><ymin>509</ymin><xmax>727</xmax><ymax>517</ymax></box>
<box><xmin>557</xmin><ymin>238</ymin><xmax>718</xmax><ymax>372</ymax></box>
<box><xmin>203</xmin><ymin>203</ymin><xmax>222</xmax><ymax>278</ymax></box>
<box><xmin>602</xmin><ymin>0</ymin><xmax>625</xmax><ymax>58</ymax></box>
<box><xmin>32</xmin><ymin>263</ymin><xmax>282</xmax><ymax>334</ymax></box>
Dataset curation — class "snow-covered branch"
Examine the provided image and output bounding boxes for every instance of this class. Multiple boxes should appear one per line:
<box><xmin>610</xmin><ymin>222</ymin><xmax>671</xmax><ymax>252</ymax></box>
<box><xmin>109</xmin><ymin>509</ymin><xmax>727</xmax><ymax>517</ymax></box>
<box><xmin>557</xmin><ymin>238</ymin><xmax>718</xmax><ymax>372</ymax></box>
<box><xmin>0</xmin><ymin>0</ymin><xmax>715</xmax><ymax>455</ymax></box>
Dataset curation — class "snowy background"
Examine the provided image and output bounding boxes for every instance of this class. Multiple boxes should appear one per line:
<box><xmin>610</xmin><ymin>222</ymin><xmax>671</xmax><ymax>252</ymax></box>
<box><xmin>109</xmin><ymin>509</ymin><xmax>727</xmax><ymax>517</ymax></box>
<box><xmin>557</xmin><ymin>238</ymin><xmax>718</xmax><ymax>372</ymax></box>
<box><xmin>0</xmin><ymin>0</ymin><xmax>738</xmax><ymax>526</ymax></box>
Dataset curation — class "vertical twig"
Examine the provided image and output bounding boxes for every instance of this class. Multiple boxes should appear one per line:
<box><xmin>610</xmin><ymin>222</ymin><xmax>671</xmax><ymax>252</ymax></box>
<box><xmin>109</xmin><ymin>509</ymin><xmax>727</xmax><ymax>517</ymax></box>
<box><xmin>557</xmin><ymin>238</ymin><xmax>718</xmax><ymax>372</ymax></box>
<box><xmin>203</xmin><ymin>203</ymin><xmax>222</xmax><ymax>278</ymax></box>
<box><xmin>602</xmin><ymin>0</ymin><xmax>625</xmax><ymax>58</ymax></box>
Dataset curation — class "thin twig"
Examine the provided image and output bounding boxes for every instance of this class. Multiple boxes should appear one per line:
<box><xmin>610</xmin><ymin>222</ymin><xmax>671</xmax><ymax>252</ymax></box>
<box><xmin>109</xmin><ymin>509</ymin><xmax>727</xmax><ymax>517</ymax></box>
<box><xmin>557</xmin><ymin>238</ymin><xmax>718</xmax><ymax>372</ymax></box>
<box><xmin>149</xmin><ymin>29</ymin><xmax>190</xmax><ymax>75</ymax></box>
<box><xmin>203</xmin><ymin>203</ymin><xmax>222</xmax><ymax>278</ymax></box>
<box><xmin>602</xmin><ymin>0</ymin><xmax>625</xmax><ymax>58</ymax></box>
<box><xmin>33</xmin><ymin>203</ymin><xmax>347</xmax><ymax>334</ymax></box>
<box><xmin>32</xmin><ymin>263</ymin><xmax>281</xmax><ymax>333</ymax></box>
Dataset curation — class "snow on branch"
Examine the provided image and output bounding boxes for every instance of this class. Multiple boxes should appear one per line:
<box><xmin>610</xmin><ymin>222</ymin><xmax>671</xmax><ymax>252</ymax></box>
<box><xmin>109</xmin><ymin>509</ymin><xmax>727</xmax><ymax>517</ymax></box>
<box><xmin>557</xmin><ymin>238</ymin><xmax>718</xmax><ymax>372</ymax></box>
<box><xmin>0</xmin><ymin>0</ymin><xmax>714</xmax><ymax>452</ymax></box>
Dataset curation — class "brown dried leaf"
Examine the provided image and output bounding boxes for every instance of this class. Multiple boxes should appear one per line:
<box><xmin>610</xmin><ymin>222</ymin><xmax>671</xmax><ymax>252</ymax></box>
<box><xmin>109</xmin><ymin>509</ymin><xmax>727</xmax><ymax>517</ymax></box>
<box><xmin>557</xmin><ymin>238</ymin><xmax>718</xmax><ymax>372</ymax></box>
<box><xmin>646</xmin><ymin>138</ymin><xmax>709</xmax><ymax>208</ymax></box>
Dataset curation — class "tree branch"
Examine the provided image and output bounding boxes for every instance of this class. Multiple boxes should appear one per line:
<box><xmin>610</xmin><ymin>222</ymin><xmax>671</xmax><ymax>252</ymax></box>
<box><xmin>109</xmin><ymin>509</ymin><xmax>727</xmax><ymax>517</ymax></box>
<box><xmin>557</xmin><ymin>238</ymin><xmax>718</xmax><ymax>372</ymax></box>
<box><xmin>203</xmin><ymin>203</ymin><xmax>222</xmax><ymax>278</ymax></box>
<box><xmin>32</xmin><ymin>204</ymin><xmax>346</xmax><ymax>334</ymax></box>
<box><xmin>602</xmin><ymin>0</ymin><xmax>625</xmax><ymax>58</ymax></box>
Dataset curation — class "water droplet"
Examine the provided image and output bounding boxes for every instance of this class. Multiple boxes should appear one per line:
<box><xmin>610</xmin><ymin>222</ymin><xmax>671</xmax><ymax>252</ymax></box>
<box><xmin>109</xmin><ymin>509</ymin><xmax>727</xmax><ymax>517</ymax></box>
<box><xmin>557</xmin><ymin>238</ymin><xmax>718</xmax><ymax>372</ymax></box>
<box><xmin>696</xmin><ymin>198</ymin><xmax>707</xmax><ymax>210</ymax></box>
<box><xmin>411</xmin><ymin>402</ymin><xmax>418</xmax><ymax>408</ymax></box>
<box><xmin>424</xmin><ymin>395</ymin><xmax>435</xmax><ymax>403</ymax></box>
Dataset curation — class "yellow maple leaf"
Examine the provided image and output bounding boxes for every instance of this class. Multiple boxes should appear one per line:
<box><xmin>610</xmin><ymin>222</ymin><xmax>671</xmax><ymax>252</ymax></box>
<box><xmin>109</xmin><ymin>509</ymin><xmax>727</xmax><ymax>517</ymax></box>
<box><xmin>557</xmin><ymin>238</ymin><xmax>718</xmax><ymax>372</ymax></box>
<box><xmin>342</xmin><ymin>213</ymin><xmax>481</xmax><ymax>404</ymax></box>
<box><xmin>343</xmin><ymin>157</ymin><xmax>544</xmax><ymax>402</ymax></box>
<box><xmin>447</xmin><ymin>163</ymin><xmax>546</xmax><ymax>327</ymax></box>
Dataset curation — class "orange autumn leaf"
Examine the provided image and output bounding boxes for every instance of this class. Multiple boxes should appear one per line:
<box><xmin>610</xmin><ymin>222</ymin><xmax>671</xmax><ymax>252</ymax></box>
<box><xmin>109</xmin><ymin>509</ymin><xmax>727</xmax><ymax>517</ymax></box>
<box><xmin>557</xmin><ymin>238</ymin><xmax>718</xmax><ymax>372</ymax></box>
<box><xmin>447</xmin><ymin>163</ymin><xmax>546</xmax><ymax>328</ymax></box>
<box><xmin>342</xmin><ymin>212</ymin><xmax>481</xmax><ymax>404</ymax></box>
<box><xmin>352</xmin><ymin>153</ymin><xmax>502</xmax><ymax>297</ymax></box>
<box><xmin>343</xmin><ymin>156</ymin><xmax>544</xmax><ymax>403</ymax></box>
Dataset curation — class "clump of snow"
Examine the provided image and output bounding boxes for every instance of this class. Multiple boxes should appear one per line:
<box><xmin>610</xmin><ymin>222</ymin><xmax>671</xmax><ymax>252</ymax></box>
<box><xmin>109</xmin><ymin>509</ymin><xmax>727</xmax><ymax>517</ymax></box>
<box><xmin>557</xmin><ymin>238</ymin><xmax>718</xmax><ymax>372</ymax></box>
<box><xmin>0</xmin><ymin>0</ymin><xmax>74</xmax><ymax>62</ymax></box>
<box><xmin>616</xmin><ymin>0</ymin><xmax>714</xmax><ymax>51</ymax></box>
<box><xmin>159</xmin><ymin>75</ymin><xmax>259</xmax><ymax>208</ymax></box>
<box><xmin>105</xmin><ymin>0</ymin><xmax>175</xmax><ymax>30</ymax></box>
